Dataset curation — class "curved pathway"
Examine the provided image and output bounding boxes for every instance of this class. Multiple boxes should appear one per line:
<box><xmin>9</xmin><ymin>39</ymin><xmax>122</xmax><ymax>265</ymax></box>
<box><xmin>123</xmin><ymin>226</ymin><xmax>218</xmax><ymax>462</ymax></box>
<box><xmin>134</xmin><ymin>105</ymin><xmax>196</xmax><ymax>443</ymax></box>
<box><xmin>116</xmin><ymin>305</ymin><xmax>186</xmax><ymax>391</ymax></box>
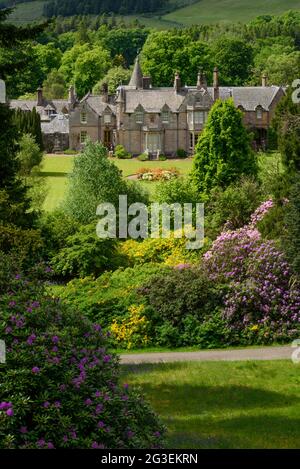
<box><xmin>120</xmin><ymin>345</ymin><xmax>293</xmax><ymax>364</ymax></box>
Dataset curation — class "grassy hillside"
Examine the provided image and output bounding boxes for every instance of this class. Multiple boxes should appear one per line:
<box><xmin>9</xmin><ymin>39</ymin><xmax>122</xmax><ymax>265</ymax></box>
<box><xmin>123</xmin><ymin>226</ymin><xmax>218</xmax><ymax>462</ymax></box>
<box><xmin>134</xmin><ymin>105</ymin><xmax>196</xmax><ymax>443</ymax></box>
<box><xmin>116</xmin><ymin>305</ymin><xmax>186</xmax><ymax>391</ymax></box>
<box><xmin>7</xmin><ymin>0</ymin><xmax>300</xmax><ymax>27</ymax></box>
<box><xmin>164</xmin><ymin>0</ymin><xmax>300</xmax><ymax>25</ymax></box>
<box><xmin>7</xmin><ymin>1</ymin><xmax>47</xmax><ymax>25</ymax></box>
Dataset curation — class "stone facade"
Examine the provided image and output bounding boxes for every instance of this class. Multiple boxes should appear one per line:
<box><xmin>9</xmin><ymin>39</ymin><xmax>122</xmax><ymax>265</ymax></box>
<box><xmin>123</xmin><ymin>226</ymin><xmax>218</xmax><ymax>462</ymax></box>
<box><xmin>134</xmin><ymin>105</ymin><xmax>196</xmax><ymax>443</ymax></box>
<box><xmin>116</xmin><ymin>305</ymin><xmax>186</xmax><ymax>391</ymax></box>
<box><xmin>69</xmin><ymin>59</ymin><xmax>285</xmax><ymax>155</ymax></box>
<box><xmin>8</xmin><ymin>60</ymin><xmax>285</xmax><ymax>155</ymax></box>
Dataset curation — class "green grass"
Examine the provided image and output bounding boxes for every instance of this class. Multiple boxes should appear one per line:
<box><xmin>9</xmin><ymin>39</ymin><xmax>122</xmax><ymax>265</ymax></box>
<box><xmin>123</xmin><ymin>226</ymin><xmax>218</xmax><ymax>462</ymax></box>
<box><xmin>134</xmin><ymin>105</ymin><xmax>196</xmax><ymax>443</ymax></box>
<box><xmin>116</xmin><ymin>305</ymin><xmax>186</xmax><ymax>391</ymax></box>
<box><xmin>8</xmin><ymin>0</ymin><xmax>300</xmax><ymax>27</ymax></box>
<box><xmin>8</xmin><ymin>1</ymin><xmax>47</xmax><ymax>25</ymax></box>
<box><xmin>40</xmin><ymin>152</ymin><xmax>280</xmax><ymax>211</ymax></box>
<box><xmin>122</xmin><ymin>360</ymin><xmax>300</xmax><ymax>448</ymax></box>
<box><xmin>164</xmin><ymin>0</ymin><xmax>300</xmax><ymax>26</ymax></box>
<box><xmin>39</xmin><ymin>155</ymin><xmax>193</xmax><ymax>211</ymax></box>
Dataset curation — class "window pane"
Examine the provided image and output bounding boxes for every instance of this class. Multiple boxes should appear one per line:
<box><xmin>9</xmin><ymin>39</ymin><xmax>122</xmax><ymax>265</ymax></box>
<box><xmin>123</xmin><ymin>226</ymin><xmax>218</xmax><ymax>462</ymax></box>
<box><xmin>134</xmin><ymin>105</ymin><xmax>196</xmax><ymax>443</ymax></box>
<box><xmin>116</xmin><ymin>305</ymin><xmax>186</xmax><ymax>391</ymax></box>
<box><xmin>80</xmin><ymin>131</ymin><xmax>87</xmax><ymax>143</ymax></box>
<box><xmin>104</xmin><ymin>114</ymin><xmax>111</xmax><ymax>124</ymax></box>
<box><xmin>80</xmin><ymin>112</ymin><xmax>87</xmax><ymax>123</ymax></box>
<box><xmin>162</xmin><ymin>111</ymin><xmax>169</xmax><ymax>122</ymax></box>
<box><xmin>136</xmin><ymin>112</ymin><xmax>143</xmax><ymax>123</ymax></box>
<box><xmin>194</xmin><ymin>111</ymin><xmax>204</xmax><ymax>124</ymax></box>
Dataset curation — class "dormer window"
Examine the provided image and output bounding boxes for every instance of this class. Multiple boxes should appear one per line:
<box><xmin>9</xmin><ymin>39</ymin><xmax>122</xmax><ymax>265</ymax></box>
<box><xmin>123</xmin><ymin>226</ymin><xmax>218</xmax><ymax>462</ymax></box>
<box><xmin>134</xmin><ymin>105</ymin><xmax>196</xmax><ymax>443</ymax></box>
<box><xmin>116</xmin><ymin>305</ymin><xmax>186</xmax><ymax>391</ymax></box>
<box><xmin>104</xmin><ymin>113</ymin><xmax>111</xmax><ymax>124</ymax></box>
<box><xmin>257</xmin><ymin>108</ymin><xmax>263</xmax><ymax>119</ymax></box>
<box><xmin>161</xmin><ymin>111</ymin><xmax>169</xmax><ymax>123</ymax></box>
<box><xmin>80</xmin><ymin>112</ymin><xmax>87</xmax><ymax>124</ymax></box>
<box><xmin>194</xmin><ymin>111</ymin><xmax>208</xmax><ymax>125</ymax></box>
<box><xmin>135</xmin><ymin>111</ymin><xmax>144</xmax><ymax>124</ymax></box>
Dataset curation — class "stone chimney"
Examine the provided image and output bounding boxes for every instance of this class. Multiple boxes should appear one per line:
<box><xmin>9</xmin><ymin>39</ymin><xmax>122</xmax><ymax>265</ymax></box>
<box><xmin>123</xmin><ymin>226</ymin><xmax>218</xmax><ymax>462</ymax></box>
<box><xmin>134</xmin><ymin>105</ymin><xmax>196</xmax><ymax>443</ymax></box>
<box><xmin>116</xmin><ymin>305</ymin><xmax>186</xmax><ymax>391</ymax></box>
<box><xmin>102</xmin><ymin>82</ymin><xmax>108</xmax><ymax>103</ymax></box>
<box><xmin>262</xmin><ymin>73</ymin><xmax>268</xmax><ymax>87</ymax></box>
<box><xmin>142</xmin><ymin>76</ymin><xmax>152</xmax><ymax>90</ymax></box>
<box><xmin>37</xmin><ymin>87</ymin><xmax>43</xmax><ymax>106</ymax></box>
<box><xmin>174</xmin><ymin>72</ymin><xmax>181</xmax><ymax>93</ymax></box>
<box><xmin>68</xmin><ymin>85</ymin><xmax>76</xmax><ymax>106</ymax></box>
<box><xmin>197</xmin><ymin>69</ymin><xmax>207</xmax><ymax>90</ymax></box>
<box><xmin>213</xmin><ymin>67</ymin><xmax>219</xmax><ymax>101</ymax></box>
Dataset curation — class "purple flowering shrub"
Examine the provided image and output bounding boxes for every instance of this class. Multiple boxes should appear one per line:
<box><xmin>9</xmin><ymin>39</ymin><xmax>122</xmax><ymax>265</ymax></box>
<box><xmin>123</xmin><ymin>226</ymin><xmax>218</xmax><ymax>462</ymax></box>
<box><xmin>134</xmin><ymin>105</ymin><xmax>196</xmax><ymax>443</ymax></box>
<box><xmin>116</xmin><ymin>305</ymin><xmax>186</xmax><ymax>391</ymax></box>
<box><xmin>0</xmin><ymin>264</ymin><xmax>164</xmax><ymax>449</ymax></box>
<box><xmin>203</xmin><ymin>200</ymin><xmax>300</xmax><ymax>343</ymax></box>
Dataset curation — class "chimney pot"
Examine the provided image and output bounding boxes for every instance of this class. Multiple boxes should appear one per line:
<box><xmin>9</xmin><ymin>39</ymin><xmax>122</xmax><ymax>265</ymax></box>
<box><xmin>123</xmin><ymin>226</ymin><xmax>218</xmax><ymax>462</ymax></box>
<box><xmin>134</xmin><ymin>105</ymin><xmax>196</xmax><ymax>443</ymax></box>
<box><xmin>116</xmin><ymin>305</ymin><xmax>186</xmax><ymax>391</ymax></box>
<box><xmin>262</xmin><ymin>74</ymin><xmax>268</xmax><ymax>87</ymax></box>
<box><xmin>37</xmin><ymin>86</ymin><xmax>43</xmax><ymax>106</ymax></box>
<box><xmin>213</xmin><ymin>67</ymin><xmax>219</xmax><ymax>101</ymax></box>
<box><xmin>174</xmin><ymin>72</ymin><xmax>181</xmax><ymax>93</ymax></box>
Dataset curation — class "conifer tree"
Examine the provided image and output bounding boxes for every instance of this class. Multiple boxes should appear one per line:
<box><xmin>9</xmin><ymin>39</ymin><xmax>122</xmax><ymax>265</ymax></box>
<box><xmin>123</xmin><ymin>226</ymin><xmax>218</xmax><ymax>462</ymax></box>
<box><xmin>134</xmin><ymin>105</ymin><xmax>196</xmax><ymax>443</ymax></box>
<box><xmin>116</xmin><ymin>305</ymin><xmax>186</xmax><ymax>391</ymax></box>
<box><xmin>192</xmin><ymin>99</ymin><xmax>257</xmax><ymax>195</ymax></box>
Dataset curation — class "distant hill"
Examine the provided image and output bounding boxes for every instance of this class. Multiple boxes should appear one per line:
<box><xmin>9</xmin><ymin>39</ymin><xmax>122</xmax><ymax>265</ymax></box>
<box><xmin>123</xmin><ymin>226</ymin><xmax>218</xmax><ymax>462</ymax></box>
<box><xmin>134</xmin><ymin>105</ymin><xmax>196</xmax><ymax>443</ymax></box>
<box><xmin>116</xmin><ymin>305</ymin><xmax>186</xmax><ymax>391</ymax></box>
<box><xmin>5</xmin><ymin>0</ymin><xmax>300</xmax><ymax>27</ymax></box>
<box><xmin>164</xmin><ymin>0</ymin><xmax>300</xmax><ymax>25</ymax></box>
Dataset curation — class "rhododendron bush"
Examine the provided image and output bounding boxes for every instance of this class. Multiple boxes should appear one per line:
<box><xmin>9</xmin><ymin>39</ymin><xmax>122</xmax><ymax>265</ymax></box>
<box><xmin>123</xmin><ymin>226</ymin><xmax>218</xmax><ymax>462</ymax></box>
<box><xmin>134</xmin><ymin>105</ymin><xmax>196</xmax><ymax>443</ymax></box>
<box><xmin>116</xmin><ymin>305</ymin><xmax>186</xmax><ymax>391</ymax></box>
<box><xmin>0</xmin><ymin>259</ymin><xmax>164</xmax><ymax>449</ymax></box>
<box><xmin>204</xmin><ymin>200</ymin><xmax>300</xmax><ymax>343</ymax></box>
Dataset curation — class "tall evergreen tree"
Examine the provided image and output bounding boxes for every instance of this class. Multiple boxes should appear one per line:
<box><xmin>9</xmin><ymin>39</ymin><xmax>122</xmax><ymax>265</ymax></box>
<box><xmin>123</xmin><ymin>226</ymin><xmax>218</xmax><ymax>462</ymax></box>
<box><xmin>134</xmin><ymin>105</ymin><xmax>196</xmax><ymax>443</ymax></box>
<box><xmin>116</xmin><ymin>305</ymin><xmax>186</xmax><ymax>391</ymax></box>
<box><xmin>192</xmin><ymin>99</ymin><xmax>257</xmax><ymax>195</ymax></box>
<box><xmin>272</xmin><ymin>87</ymin><xmax>300</xmax><ymax>172</ymax></box>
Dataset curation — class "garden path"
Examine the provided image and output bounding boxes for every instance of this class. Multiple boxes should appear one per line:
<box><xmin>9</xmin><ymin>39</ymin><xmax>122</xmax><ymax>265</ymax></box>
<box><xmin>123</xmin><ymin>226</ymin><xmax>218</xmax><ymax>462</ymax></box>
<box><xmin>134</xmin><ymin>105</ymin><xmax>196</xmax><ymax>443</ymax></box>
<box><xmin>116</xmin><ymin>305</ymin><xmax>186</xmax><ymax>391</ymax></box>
<box><xmin>120</xmin><ymin>346</ymin><xmax>294</xmax><ymax>364</ymax></box>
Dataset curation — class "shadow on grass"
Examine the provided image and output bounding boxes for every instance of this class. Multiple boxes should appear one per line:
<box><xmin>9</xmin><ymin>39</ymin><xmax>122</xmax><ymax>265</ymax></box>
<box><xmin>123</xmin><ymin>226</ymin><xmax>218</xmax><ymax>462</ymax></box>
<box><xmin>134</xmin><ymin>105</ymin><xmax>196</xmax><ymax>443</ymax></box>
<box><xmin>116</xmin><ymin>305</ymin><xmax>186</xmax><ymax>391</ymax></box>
<box><xmin>167</xmin><ymin>414</ymin><xmax>300</xmax><ymax>449</ymax></box>
<box><xmin>39</xmin><ymin>172</ymin><xmax>69</xmax><ymax>177</ymax></box>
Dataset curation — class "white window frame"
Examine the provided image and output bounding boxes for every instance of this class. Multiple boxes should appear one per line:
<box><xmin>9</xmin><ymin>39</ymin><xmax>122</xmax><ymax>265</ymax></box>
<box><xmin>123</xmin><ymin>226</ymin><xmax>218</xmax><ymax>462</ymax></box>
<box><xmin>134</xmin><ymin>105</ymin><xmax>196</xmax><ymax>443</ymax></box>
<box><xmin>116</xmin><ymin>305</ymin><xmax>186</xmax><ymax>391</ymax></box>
<box><xmin>80</xmin><ymin>130</ymin><xmax>88</xmax><ymax>144</ymax></box>
<box><xmin>135</xmin><ymin>111</ymin><xmax>144</xmax><ymax>124</ymax></box>
<box><xmin>161</xmin><ymin>111</ymin><xmax>169</xmax><ymax>123</ymax></box>
<box><xmin>80</xmin><ymin>112</ymin><xmax>87</xmax><ymax>124</ymax></box>
<box><xmin>257</xmin><ymin>108</ymin><xmax>263</xmax><ymax>119</ymax></box>
<box><xmin>104</xmin><ymin>113</ymin><xmax>111</xmax><ymax>124</ymax></box>
<box><xmin>194</xmin><ymin>111</ymin><xmax>204</xmax><ymax>124</ymax></box>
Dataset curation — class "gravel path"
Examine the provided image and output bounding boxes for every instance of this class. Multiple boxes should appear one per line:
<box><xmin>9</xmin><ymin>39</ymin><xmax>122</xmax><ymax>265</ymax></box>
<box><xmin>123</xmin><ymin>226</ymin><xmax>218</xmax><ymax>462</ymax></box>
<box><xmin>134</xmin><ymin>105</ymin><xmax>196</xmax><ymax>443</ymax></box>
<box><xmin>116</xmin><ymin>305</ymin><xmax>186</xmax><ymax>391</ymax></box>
<box><xmin>120</xmin><ymin>346</ymin><xmax>293</xmax><ymax>364</ymax></box>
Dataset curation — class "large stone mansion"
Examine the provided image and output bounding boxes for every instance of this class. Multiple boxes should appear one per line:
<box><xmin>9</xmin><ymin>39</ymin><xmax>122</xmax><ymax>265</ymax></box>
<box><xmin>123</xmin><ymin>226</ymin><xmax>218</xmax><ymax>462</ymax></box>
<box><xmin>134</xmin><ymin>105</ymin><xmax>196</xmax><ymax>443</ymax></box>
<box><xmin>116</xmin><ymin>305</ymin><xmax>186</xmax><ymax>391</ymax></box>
<box><xmin>9</xmin><ymin>56</ymin><xmax>285</xmax><ymax>155</ymax></box>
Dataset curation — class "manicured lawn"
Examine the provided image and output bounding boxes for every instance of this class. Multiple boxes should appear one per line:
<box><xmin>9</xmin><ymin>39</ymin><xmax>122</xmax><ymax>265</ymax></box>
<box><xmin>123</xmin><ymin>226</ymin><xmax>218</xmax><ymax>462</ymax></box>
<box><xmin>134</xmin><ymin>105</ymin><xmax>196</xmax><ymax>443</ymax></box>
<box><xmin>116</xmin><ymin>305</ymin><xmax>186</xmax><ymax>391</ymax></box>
<box><xmin>39</xmin><ymin>152</ymin><xmax>281</xmax><ymax>211</ymax></box>
<box><xmin>39</xmin><ymin>155</ymin><xmax>193</xmax><ymax>211</ymax></box>
<box><xmin>122</xmin><ymin>360</ymin><xmax>300</xmax><ymax>448</ymax></box>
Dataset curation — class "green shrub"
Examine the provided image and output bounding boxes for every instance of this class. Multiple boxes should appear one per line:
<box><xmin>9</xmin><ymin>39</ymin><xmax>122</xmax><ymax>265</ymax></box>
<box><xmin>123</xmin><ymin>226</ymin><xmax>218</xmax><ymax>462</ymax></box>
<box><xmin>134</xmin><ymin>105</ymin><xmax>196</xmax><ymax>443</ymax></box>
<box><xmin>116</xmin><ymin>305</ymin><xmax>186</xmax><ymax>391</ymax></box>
<box><xmin>64</xmin><ymin>149</ymin><xmax>78</xmax><ymax>155</ymax></box>
<box><xmin>155</xmin><ymin>177</ymin><xmax>200</xmax><ymax>205</ymax></box>
<box><xmin>158</xmin><ymin>155</ymin><xmax>167</xmax><ymax>161</ymax></box>
<box><xmin>59</xmin><ymin>264</ymin><xmax>171</xmax><ymax>329</ymax></box>
<box><xmin>51</xmin><ymin>223</ymin><xmax>119</xmax><ymax>278</ymax></box>
<box><xmin>63</xmin><ymin>141</ymin><xmax>147</xmax><ymax>224</ymax></box>
<box><xmin>137</xmin><ymin>153</ymin><xmax>149</xmax><ymax>161</ymax></box>
<box><xmin>139</xmin><ymin>266</ymin><xmax>225</xmax><ymax>330</ymax></box>
<box><xmin>39</xmin><ymin>210</ymin><xmax>80</xmax><ymax>259</ymax></box>
<box><xmin>114</xmin><ymin>144</ymin><xmax>132</xmax><ymax>159</ymax></box>
<box><xmin>206</xmin><ymin>177</ymin><xmax>262</xmax><ymax>237</ymax></box>
<box><xmin>176</xmin><ymin>148</ymin><xmax>187</xmax><ymax>159</ymax></box>
<box><xmin>0</xmin><ymin>265</ymin><xmax>165</xmax><ymax>449</ymax></box>
<box><xmin>0</xmin><ymin>224</ymin><xmax>44</xmax><ymax>268</ymax></box>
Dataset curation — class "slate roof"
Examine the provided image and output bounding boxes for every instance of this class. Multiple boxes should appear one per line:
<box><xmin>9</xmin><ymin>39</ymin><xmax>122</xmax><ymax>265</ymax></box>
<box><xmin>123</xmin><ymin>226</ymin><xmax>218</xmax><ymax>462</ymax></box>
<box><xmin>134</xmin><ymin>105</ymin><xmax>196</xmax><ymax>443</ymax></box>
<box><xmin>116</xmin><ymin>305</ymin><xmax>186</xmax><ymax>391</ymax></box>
<box><xmin>128</xmin><ymin>55</ymin><xmax>143</xmax><ymax>89</ymax></box>
<box><xmin>124</xmin><ymin>88</ymin><xmax>186</xmax><ymax>113</ymax></box>
<box><xmin>210</xmin><ymin>86</ymin><xmax>282</xmax><ymax>111</ymax></box>
<box><xmin>122</xmin><ymin>85</ymin><xmax>282</xmax><ymax>113</ymax></box>
<box><xmin>41</xmin><ymin>114</ymin><xmax>69</xmax><ymax>134</ymax></box>
<box><xmin>85</xmin><ymin>95</ymin><xmax>116</xmax><ymax>115</ymax></box>
<box><xmin>10</xmin><ymin>99</ymin><xmax>69</xmax><ymax>114</ymax></box>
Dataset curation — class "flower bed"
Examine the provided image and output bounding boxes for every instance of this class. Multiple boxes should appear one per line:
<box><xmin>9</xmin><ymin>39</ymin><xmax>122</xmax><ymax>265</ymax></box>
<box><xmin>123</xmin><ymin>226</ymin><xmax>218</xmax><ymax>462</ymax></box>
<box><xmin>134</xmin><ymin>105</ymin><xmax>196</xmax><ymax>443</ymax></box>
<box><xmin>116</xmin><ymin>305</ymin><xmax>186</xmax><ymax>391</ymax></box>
<box><xmin>137</xmin><ymin>167</ymin><xmax>179</xmax><ymax>181</ymax></box>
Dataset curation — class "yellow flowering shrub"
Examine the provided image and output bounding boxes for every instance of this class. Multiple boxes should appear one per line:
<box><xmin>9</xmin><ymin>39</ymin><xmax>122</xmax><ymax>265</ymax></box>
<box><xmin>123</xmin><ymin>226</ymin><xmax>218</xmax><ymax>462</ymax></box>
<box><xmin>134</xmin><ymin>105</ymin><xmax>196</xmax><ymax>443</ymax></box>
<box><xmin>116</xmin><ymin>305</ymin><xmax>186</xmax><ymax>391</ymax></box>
<box><xmin>120</xmin><ymin>234</ymin><xmax>208</xmax><ymax>267</ymax></box>
<box><xmin>111</xmin><ymin>304</ymin><xmax>150</xmax><ymax>349</ymax></box>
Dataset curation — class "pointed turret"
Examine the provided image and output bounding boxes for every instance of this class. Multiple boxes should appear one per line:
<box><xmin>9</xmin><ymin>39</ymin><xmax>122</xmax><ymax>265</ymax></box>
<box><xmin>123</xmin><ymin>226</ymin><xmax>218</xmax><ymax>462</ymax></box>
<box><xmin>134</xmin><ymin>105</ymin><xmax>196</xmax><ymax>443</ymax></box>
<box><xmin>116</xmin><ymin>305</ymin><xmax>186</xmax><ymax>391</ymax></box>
<box><xmin>129</xmin><ymin>55</ymin><xmax>143</xmax><ymax>89</ymax></box>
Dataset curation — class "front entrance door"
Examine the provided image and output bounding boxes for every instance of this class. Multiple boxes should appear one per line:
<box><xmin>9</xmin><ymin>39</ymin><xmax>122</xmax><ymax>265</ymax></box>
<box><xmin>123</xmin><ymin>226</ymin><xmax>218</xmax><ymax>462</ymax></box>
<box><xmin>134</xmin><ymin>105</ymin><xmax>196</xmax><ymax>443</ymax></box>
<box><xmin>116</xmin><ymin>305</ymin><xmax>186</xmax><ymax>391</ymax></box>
<box><xmin>145</xmin><ymin>133</ymin><xmax>161</xmax><ymax>153</ymax></box>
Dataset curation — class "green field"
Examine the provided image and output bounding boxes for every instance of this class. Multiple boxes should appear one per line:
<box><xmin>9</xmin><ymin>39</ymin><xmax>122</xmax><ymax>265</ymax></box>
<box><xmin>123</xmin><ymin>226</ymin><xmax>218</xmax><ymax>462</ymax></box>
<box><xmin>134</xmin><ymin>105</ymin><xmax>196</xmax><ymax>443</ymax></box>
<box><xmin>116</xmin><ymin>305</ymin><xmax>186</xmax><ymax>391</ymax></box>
<box><xmin>7</xmin><ymin>1</ymin><xmax>47</xmax><ymax>25</ymax></box>
<box><xmin>40</xmin><ymin>155</ymin><xmax>194</xmax><ymax>211</ymax></box>
<box><xmin>8</xmin><ymin>0</ymin><xmax>300</xmax><ymax>27</ymax></box>
<box><xmin>40</xmin><ymin>152</ymin><xmax>280</xmax><ymax>211</ymax></box>
<box><xmin>164</xmin><ymin>0</ymin><xmax>300</xmax><ymax>26</ymax></box>
<box><xmin>122</xmin><ymin>360</ymin><xmax>300</xmax><ymax>448</ymax></box>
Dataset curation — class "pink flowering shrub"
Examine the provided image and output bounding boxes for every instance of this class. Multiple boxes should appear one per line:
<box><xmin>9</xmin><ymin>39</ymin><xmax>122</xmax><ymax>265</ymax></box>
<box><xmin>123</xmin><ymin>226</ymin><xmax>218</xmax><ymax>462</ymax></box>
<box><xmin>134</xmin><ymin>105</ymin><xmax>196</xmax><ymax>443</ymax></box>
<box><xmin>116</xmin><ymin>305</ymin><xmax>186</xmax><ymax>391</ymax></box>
<box><xmin>0</xmin><ymin>259</ymin><xmax>164</xmax><ymax>449</ymax></box>
<box><xmin>203</xmin><ymin>200</ymin><xmax>300</xmax><ymax>343</ymax></box>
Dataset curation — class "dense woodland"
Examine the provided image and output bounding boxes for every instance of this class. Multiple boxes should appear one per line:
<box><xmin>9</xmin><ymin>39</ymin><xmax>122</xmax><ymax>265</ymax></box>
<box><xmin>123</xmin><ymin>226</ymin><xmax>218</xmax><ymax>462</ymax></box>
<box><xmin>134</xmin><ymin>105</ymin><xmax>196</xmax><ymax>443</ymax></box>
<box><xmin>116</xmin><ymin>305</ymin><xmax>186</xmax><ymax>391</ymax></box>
<box><xmin>1</xmin><ymin>10</ymin><xmax>299</xmax><ymax>99</ymax></box>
